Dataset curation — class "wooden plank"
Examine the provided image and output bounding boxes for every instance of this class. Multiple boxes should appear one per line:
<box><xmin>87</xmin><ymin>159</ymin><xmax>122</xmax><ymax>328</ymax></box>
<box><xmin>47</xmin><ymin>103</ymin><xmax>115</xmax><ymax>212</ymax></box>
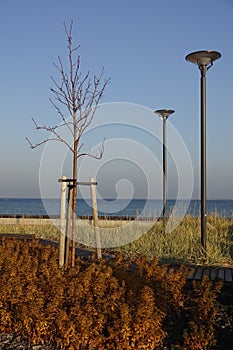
<box><xmin>90</xmin><ymin>176</ymin><xmax>102</xmax><ymax>260</ymax></box>
<box><xmin>0</xmin><ymin>233</ymin><xmax>35</xmax><ymax>240</ymax></box>
<box><xmin>188</xmin><ymin>269</ymin><xmax>196</xmax><ymax>280</ymax></box>
<box><xmin>224</xmin><ymin>269</ymin><xmax>233</xmax><ymax>283</ymax></box>
<box><xmin>217</xmin><ymin>268</ymin><xmax>225</xmax><ymax>280</ymax></box>
<box><xmin>202</xmin><ymin>268</ymin><xmax>210</xmax><ymax>278</ymax></box>
<box><xmin>193</xmin><ymin>267</ymin><xmax>203</xmax><ymax>280</ymax></box>
<box><xmin>59</xmin><ymin>175</ymin><xmax>67</xmax><ymax>268</ymax></box>
<box><xmin>210</xmin><ymin>268</ymin><xmax>218</xmax><ymax>281</ymax></box>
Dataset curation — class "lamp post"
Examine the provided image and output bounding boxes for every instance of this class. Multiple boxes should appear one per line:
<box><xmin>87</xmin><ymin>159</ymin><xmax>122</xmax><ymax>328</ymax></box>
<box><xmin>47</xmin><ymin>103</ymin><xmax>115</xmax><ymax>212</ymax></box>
<box><xmin>185</xmin><ymin>50</ymin><xmax>221</xmax><ymax>250</ymax></box>
<box><xmin>154</xmin><ymin>109</ymin><xmax>175</xmax><ymax>221</ymax></box>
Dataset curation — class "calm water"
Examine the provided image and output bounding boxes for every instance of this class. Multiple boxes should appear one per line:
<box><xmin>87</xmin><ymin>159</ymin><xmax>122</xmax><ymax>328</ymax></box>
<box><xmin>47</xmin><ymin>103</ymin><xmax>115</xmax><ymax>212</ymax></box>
<box><xmin>0</xmin><ymin>198</ymin><xmax>232</xmax><ymax>218</ymax></box>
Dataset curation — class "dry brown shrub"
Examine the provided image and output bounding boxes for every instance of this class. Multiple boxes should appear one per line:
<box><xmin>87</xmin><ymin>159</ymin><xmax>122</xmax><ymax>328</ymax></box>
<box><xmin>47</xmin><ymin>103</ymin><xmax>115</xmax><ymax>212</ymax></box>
<box><xmin>0</xmin><ymin>238</ymin><xmax>223</xmax><ymax>349</ymax></box>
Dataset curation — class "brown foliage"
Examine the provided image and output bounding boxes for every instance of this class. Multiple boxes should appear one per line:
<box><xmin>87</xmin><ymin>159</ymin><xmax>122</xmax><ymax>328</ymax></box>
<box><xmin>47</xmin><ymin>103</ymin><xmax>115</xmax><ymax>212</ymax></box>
<box><xmin>0</xmin><ymin>238</ymin><xmax>223</xmax><ymax>349</ymax></box>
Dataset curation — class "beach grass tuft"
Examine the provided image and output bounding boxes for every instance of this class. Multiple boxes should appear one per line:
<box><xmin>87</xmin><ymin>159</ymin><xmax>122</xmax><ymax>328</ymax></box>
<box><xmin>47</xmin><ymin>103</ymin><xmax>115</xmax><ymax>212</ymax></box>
<box><xmin>0</xmin><ymin>214</ymin><xmax>232</xmax><ymax>266</ymax></box>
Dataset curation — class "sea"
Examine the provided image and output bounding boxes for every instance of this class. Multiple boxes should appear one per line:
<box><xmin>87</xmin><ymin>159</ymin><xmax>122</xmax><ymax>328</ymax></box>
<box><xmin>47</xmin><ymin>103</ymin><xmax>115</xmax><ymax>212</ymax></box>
<box><xmin>0</xmin><ymin>198</ymin><xmax>232</xmax><ymax>219</ymax></box>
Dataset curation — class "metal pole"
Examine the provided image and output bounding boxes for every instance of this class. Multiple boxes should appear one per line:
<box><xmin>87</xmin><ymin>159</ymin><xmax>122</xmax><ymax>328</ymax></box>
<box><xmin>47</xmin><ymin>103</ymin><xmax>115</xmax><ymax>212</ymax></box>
<box><xmin>154</xmin><ymin>109</ymin><xmax>174</xmax><ymax>223</ymax></box>
<box><xmin>200</xmin><ymin>66</ymin><xmax>207</xmax><ymax>250</ymax></box>
<box><xmin>163</xmin><ymin>117</ymin><xmax>167</xmax><ymax>219</ymax></box>
<box><xmin>185</xmin><ymin>50</ymin><xmax>221</xmax><ymax>250</ymax></box>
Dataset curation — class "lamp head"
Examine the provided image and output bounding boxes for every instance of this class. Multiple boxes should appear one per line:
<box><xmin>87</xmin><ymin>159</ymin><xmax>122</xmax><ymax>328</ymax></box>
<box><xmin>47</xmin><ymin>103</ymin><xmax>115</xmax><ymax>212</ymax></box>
<box><xmin>154</xmin><ymin>109</ymin><xmax>175</xmax><ymax>120</ymax></box>
<box><xmin>186</xmin><ymin>50</ymin><xmax>221</xmax><ymax>67</ymax></box>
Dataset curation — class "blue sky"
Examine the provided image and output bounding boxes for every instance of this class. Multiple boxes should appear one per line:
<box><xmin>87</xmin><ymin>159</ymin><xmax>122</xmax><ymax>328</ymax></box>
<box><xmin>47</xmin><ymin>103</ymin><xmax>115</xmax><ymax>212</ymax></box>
<box><xmin>0</xmin><ymin>0</ymin><xmax>232</xmax><ymax>199</ymax></box>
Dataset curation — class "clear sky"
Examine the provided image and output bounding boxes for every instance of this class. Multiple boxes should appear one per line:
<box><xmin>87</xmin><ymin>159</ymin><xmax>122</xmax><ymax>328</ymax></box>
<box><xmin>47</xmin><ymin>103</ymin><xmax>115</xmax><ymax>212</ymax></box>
<box><xmin>0</xmin><ymin>0</ymin><xmax>232</xmax><ymax>199</ymax></box>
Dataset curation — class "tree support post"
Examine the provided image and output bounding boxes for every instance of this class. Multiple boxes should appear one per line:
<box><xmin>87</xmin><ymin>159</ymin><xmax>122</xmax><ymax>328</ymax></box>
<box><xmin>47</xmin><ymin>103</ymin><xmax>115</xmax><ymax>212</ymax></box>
<box><xmin>59</xmin><ymin>177</ymin><xmax>100</xmax><ymax>266</ymax></box>
<box><xmin>59</xmin><ymin>176</ymin><xmax>67</xmax><ymax>268</ymax></box>
<box><xmin>65</xmin><ymin>182</ymin><xmax>75</xmax><ymax>267</ymax></box>
<box><xmin>90</xmin><ymin>177</ymin><xmax>102</xmax><ymax>259</ymax></box>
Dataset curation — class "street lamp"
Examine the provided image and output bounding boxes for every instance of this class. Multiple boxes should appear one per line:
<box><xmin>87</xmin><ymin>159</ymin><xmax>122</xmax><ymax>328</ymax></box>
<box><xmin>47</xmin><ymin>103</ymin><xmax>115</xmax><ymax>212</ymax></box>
<box><xmin>186</xmin><ymin>50</ymin><xmax>221</xmax><ymax>250</ymax></box>
<box><xmin>154</xmin><ymin>109</ymin><xmax>175</xmax><ymax>221</ymax></box>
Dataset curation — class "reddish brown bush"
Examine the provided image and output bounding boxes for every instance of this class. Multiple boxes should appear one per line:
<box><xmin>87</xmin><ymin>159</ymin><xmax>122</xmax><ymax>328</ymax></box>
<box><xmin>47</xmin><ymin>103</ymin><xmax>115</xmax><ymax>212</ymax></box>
<box><xmin>0</xmin><ymin>238</ymin><xmax>223</xmax><ymax>349</ymax></box>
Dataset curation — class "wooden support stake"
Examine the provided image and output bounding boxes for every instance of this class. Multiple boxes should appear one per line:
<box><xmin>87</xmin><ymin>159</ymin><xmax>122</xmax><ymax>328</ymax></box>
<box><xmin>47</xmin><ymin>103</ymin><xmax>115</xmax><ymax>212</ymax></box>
<box><xmin>71</xmin><ymin>186</ymin><xmax>76</xmax><ymax>268</ymax></box>
<box><xmin>59</xmin><ymin>176</ymin><xmax>67</xmax><ymax>268</ymax></box>
<box><xmin>90</xmin><ymin>177</ymin><xmax>102</xmax><ymax>259</ymax></box>
<box><xmin>65</xmin><ymin>184</ymin><xmax>73</xmax><ymax>266</ymax></box>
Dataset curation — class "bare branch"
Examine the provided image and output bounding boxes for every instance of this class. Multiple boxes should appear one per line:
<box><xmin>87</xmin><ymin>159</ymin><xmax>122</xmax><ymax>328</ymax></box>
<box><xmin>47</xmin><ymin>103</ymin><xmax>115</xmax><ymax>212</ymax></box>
<box><xmin>26</xmin><ymin>137</ymin><xmax>54</xmax><ymax>149</ymax></box>
<box><xmin>77</xmin><ymin>138</ymin><xmax>105</xmax><ymax>160</ymax></box>
<box><xmin>27</xmin><ymin>20</ymin><xmax>110</xmax><ymax>183</ymax></box>
<box><xmin>77</xmin><ymin>73</ymin><xmax>111</xmax><ymax>136</ymax></box>
<box><xmin>49</xmin><ymin>98</ymin><xmax>73</xmax><ymax>135</ymax></box>
<box><xmin>78</xmin><ymin>142</ymin><xmax>84</xmax><ymax>153</ymax></box>
<box><xmin>25</xmin><ymin>137</ymin><xmax>36</xmax><ymax>148</ymax></box>
<box><xmin>28</xmin><ymin>117</ymin><xmax>74</xmax><ymax>152</ymax></box>
<box><xmin>26</xmin><ymin>136</ymin><xmax>74</xmax><ymax>150</ymax></box>
<box><xmin>27</xmin><ymin>20</ymin><xmax>110</xmax><ymax>268</ymax></box>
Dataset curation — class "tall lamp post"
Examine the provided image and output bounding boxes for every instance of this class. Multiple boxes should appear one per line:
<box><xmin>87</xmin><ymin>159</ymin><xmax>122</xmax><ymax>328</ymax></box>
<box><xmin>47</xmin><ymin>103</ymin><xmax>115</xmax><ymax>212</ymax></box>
<box><xmin>185</xmin><ymin>50</ymin><xmax>221</xmax><ymax>250</ymax></box>
<box><xmin>154</xmin><ymin>109</ymin><xmax>175</xmax><ymax>220</ymax></box>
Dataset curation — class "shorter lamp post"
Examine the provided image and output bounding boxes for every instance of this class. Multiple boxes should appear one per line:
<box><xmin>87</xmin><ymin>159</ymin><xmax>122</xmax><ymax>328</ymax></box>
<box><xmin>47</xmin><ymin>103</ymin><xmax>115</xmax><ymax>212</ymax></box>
<box><xmin>154</xmin><ymin>109</ymin><xmax>175</xmax><ymax>220</ymax></box>
<box><xmin>185</xmin><ymin>50</ymin><xmax>221</xmax><ymax>250</ymax></box>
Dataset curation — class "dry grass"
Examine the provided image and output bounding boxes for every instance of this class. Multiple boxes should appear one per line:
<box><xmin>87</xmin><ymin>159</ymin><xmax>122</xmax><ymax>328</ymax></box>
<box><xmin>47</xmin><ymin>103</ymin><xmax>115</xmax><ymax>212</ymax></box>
<box><xmin>116</xmin><ymin>215</ymin><xmax>233</xmax><ymax>267</ymax></box>
<box><xmin>0</xmin><ymin>214</ymin><xmax>232</xmax><ymax>266</ymax></box>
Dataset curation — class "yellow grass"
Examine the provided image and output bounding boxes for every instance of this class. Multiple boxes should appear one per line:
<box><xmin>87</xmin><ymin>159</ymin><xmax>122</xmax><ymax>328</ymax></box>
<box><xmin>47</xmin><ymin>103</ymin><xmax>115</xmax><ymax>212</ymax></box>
<box><xmin>0</xmin><ymin>214</ymin><xmax>232</xmax><ymax>266</ymax></box>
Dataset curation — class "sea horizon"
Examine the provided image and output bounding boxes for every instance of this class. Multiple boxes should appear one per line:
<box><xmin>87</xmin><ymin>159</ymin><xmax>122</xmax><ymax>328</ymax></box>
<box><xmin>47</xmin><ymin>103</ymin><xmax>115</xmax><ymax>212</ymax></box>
<box><xmin>0</xmin><ymin>198</ymin><xmax>232</xmax><ymax>218</ymax></box>
<box><xmin>1</xmin><ymin>196</ymin><xmax>232</xmax><ymax>200</ymax></box>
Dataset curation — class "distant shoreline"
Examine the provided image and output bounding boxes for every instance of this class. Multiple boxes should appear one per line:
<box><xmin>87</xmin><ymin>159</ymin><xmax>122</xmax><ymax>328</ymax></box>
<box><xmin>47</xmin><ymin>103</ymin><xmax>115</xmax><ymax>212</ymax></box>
<box><xmin>1</xmin><ymin>197</ymin><xmax>233</xmax><ymax>200</ymax></box>
<box><xmin>0</xmin><ymin>214</ymin><xmax>136</xmax><ymax>220</ymax></box>
<box><xmin>0</xmin><ymin>198</ymin><xmax>232</xmax><ymax>219</ymax></box>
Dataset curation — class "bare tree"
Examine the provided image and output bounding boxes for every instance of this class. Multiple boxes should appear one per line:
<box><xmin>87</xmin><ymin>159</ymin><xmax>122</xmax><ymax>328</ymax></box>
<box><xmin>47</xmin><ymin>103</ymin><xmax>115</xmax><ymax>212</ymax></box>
<box><xmin>26</xmin><ymin>22</ymin><xmax>110</xmax><ymax>266</ymax></box>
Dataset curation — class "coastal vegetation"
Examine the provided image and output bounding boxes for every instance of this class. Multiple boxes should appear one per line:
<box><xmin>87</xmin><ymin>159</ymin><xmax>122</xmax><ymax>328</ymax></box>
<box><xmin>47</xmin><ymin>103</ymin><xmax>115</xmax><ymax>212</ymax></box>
<box><xmin>0</xmin><ymin>237</ymin><xmax>228</xmax><ymax>349</ymax></box>
<box><xmin>0</xmin><ymin>214</ymin><xmax>232</xmax><ymax>267</ymax></box>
